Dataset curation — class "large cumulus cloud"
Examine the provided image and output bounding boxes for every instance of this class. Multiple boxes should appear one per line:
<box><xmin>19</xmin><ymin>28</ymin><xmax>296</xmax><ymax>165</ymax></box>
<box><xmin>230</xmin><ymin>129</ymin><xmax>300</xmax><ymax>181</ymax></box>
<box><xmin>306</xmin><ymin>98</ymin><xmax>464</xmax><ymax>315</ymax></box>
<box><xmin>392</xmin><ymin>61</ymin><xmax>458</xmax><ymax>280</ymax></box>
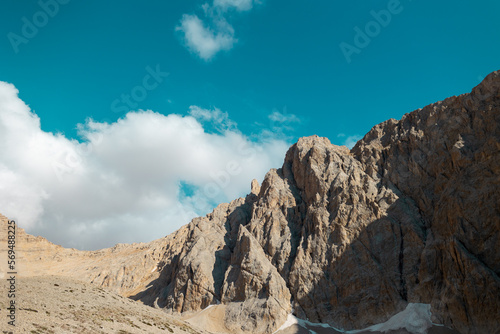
<box><xmin>0</xmin><ymin>81</ymin><xmax>289</xmax><ymax>250</ymax></box>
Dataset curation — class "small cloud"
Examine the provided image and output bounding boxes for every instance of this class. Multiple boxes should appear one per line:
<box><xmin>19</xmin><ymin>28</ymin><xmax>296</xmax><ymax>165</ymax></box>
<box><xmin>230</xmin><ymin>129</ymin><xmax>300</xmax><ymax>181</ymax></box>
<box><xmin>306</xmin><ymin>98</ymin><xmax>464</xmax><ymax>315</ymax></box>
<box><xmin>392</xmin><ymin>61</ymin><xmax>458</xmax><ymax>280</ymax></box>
<box><xmin>213</xmin><ymin>0</ymin><xmax>257</xmax><ymax>12</ymax></box>
<box><xmin>268</xmin><ymin>110</ymin><xmax>300</xmax><ymax>124</ymax></box>
<box><xmin>188</xmin><ymin>106</ymin><xmax>236</xmax><ymax>132</ymax></box>
<box><xmin>177</xmin><ymin>0</ymin><xmax>261</xmax><ymax>60</ymax></box>
<box><xmin>176</xmin><ymin>14</ymin><xmax>236</xmax><ymax>61</ymax></box>
<box><xmin>257</xmin><ymin>108</ymin><xmax>300</xmax><ymax>142</ymax></box>
<box><xmin>341</xmin><ymin>134</ymin><xmax>362</xmax><ymax>149</ymax></box>
<box><xmin>267</xmin><ymin>109</ymin><xmax>300</xmax><ymax>133</ymax></box>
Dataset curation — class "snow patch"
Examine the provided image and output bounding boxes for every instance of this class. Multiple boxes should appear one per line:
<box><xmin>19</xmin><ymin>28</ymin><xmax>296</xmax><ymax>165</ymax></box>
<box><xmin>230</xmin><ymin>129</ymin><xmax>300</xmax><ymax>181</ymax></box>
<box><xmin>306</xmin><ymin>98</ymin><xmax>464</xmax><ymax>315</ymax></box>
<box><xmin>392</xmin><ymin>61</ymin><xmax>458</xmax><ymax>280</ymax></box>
<box><xmin>274</xmin><ymin>313</ymin><xmax>344</xmax><ymax>333</ymax></box>
<box><xmin>360</xmin><ymin>303</ymin><xmax>432</xmax><ymax>334</ymax></box>
<box><xmin>200</xmin><ymin>304</ymin><xmax>216</xmax><ymax>312</ymax></box>
<box><xmin>274</xmin><ymin>313</ymin><xmax>299</xmax><ymax>333</ymax></box>
<box><xmin>199</xmin><ymin>301</ymin><xmax>221</xmax><ymax>312</ymax></box>
<box><xmin>275</xmin><ymin>303</ymin><xmax>434</xmax><ymax>334</ymax></box>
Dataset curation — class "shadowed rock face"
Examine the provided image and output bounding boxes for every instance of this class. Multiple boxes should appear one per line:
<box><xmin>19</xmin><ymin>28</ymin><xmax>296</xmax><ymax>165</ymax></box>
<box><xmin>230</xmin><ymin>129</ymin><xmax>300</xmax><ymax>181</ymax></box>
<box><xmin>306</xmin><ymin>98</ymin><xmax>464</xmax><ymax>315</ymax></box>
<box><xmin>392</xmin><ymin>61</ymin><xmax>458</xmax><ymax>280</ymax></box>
<box><xmin>350</xmin><ymin>71</ymin><xmax>500</xmax><ymax>333</ymax></box>
<box><xmin>2</xmin><ymin>71</ymin><xmax>498</xmax><ymax>334</ymax></box>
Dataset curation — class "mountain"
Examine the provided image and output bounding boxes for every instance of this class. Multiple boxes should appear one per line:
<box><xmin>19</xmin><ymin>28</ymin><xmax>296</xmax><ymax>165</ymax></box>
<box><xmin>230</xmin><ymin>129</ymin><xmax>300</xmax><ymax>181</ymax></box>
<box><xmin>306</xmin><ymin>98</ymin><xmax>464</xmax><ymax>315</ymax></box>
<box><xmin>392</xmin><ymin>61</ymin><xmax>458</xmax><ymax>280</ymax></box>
<box><xmin>1</xmin><ymin>71</ymin><xmax>499</xmax><ymax>334</ymax></box>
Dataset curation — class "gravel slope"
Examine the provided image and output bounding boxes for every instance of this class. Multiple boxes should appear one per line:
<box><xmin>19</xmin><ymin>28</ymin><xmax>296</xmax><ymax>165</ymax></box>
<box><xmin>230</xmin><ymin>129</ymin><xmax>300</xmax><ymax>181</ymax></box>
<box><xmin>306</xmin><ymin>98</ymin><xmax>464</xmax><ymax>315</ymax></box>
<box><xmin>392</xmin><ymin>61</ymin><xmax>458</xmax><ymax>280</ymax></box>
<box><xmin>0</xmin><ymin>275</ymin><xmax>207</xmax><ymax>334</ymax></box>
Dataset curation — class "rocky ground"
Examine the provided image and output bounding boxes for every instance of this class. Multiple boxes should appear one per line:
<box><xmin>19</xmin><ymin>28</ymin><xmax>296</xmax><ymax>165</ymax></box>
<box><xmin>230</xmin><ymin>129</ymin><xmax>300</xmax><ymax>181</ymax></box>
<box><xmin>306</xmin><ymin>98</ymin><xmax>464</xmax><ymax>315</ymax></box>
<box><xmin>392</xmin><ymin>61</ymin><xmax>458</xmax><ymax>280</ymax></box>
<box><xmin>0</xmin><ymin>276</ymin><xmax>206</xmax><ymax>334</ymax></box>
<box><xmin>0</xmin><ymin>274</ymin><xmax>460</xmax><ymax>334</ymax></box>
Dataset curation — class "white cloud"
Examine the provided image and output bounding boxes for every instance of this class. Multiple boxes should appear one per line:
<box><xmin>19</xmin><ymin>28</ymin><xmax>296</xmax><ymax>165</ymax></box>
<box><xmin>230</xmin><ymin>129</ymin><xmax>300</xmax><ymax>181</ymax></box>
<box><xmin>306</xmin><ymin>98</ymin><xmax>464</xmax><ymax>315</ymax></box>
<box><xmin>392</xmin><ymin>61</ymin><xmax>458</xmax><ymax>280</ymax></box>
<box><xmin>177</xmin><ymin>0</ymin><xmax>261</xmax><ymax>60</ymax></box>
<box><xmin>177</xmin><ymin>14</ymin><xmax>236</xmax><ymax>61</ymax></box>
<box><xmin>268</xmin><ymin>110</ymin><xmax>300</xmax><ymax>124</ymax></box>
<box><xmin>259</xmin><ymin>109</ymin><xmax>300</xmax><ymax>141</ymax></box>
<box><xmin>0</xmin><ymin>81</ymin><xmax>290</xmax><ymax>250</ymax></box>
<box><xmin>337</xmin><ymin>133</ymin><xmax>361</xmax><ymax>149</ymax></box>
<box><xmin>213</xmin><ymin>0</ymin><xmax>257</xmax><ymax>12</ymax></box>
<box><xmin>188</xmin><ymin>105</ymin><xmax>236</xmax><ymax>131</ymax></box>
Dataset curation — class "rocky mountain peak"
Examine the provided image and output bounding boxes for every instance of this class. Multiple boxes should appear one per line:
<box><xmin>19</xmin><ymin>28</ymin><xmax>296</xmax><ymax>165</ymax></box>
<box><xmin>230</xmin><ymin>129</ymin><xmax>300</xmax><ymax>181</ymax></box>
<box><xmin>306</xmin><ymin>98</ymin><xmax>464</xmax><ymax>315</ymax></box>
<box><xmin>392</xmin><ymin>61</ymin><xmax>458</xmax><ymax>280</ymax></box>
<box><xmin>1</xmin><ymin>71</ymin><xmax>499</xmax><ymax>334</ymax></box>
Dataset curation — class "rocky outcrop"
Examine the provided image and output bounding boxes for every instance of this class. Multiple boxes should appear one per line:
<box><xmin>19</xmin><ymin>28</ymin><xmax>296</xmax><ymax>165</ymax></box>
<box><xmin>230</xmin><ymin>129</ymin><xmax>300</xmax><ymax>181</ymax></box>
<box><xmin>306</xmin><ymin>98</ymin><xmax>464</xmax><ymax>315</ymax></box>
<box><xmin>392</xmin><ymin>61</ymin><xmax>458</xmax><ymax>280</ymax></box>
<box><xmin>2</xmin><ymin>71</ymin><xmax>499</xmax><ymax>334</ymax></box>
<box><xmin>221</xmin><ymin>226</ymin><xmax>291</xmax><ymax>333</ymax></box>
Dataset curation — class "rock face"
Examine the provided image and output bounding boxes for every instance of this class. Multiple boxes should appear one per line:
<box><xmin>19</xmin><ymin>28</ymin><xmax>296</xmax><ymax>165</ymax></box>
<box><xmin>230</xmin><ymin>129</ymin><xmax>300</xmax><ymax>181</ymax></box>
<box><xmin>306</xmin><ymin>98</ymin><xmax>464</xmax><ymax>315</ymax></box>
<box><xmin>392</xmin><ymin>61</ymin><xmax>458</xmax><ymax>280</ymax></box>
<box><xmin>1</xmin><ymin>71</ymin><xmax>499</xmax><ymax>334</ymax></box>
<box><xmin>351</xmin><ymin>71</ymin><xmax>500</xmax><ymax>333</ymax></box>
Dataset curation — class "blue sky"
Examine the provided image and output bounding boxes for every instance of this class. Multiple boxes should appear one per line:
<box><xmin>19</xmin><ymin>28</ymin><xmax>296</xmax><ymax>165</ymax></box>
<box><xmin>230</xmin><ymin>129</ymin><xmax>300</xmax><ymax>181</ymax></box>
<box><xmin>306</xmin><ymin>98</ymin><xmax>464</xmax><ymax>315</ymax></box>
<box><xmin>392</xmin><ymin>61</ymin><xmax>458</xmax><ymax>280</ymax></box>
<box><xmin>0</xmin><ymin>0</ymin><xmax>499</xmax><ymax>249</ymax></box>
<box><xmin>2</xmin><ymin>0</ymin><xmax>499</xmax><ymax>141</ymax></box>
